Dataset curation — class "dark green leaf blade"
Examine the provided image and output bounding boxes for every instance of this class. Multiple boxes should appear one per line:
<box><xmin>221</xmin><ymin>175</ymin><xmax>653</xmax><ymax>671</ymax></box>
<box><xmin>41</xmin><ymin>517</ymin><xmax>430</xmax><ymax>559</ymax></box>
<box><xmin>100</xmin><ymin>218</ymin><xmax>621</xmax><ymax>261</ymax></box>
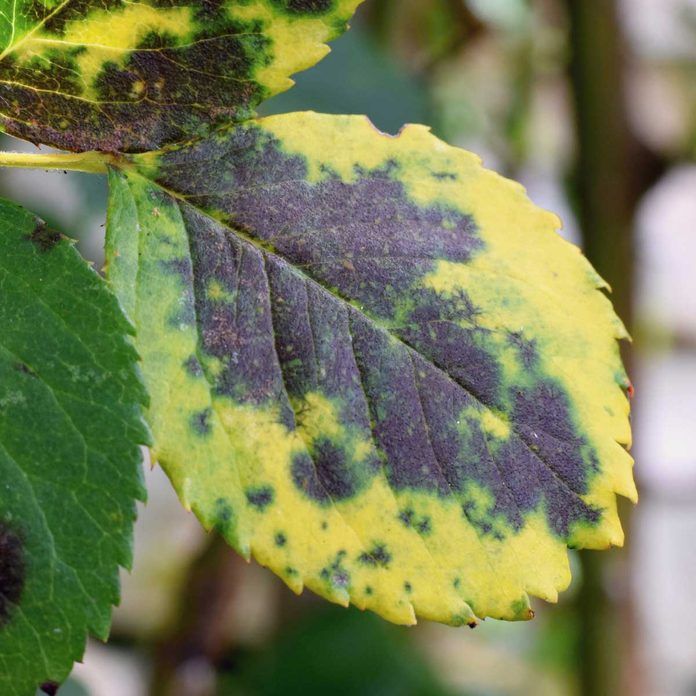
<box><xmin>0</xmin><ymin>198</ymin><xmax>149</xmax><ymax>694</ymax></box>
<box><xmin>107</xmin><ymin>112</ymin><xmax>635</xmax><ymax>626</ymax></box>
<box><xmin>0</xmin><ymin>0</ymin><xmax>363</xmax><ymax>152</ymax></box>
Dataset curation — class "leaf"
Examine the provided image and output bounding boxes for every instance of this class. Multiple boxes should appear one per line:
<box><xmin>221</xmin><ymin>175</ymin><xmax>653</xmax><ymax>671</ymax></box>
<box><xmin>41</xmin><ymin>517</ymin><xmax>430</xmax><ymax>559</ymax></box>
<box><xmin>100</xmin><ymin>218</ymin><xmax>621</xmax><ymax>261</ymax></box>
<box><xmin>105</xmin><ymin>111</ymin><xmax>636</xmax><ymax>625</ymax></box>
<box><xmin>0</xmin><ymin>0</ymin><xmax>363</xmax><ymax>152</ymax></box>
<box><xmin>0</xmin><ymin>198</ymin><xmax>148</xmax><ymax>694</ymax></box>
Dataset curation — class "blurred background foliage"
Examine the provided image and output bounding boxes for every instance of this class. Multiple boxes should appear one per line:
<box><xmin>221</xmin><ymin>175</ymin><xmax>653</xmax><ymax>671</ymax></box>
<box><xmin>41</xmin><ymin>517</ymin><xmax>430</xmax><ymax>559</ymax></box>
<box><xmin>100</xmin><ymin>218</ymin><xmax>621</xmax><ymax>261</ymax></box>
<box><xmin>2</xmin><ymin>0</ymin><xmax>695</xmax><ymax>694</ymax></box>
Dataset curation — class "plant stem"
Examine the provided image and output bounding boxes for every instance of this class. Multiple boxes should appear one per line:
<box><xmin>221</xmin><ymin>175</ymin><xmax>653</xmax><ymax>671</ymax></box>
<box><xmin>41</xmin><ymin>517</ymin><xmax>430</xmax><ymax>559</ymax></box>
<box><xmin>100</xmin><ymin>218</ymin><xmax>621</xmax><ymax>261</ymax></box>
<box><xmin>149</xmin><ymin>534</ymin><xmax>244</xmax><ymax>696</ymax></box>
<box><xmin>0</xmin><ymin>150</ymin><xmax>112</xmax><ymax>174</ymax></box>
<box><xmin>564</xmin><ymin>0</ymin><xmax>655</xmax><ymax>694</ymax></box>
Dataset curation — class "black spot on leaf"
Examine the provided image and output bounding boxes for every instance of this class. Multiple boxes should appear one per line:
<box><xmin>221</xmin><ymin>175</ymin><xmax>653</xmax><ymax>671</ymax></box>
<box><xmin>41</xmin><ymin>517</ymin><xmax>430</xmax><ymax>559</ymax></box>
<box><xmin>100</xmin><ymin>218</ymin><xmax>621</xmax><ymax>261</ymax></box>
<box><xmin>320</xmin><ymin>550</ymin><xmax>350</xmax><ymax>588</ymax></box>
<box><xmin>190</xmin><ymin>408</ymin><xmax>212</xmax><ymax>436</ymax></box>
<box><xmin>398</xmin><ymin>509</ymin><xmax>414</xmax><ymax>527</ymax></box>
<box><xmin>246</xmin><ymin>485</ymin><xmax>274</xmax><ymax>510</ymax></box>
<box><xmin>13</xmin><ymin>362</ymin><xmax>36</xmax><ymax>377</ymax></box>
<box><xmin>358</xmin><ymin>543</ymin><xmax>391</xmax><ymax>567</ymax></box>
<box><xmin>0</xmin><ymin>522</ymin><xmax>26</xmax><ymax>628</ymax></box>
<box><xmin>183</xmin><ymin>355</ymin><xmax>204</xmax><ymax>377</ymax></box>
<box><xmin>431</xmin><ymin>171</ymin><xmax>458</xmax><ymax>181</ymax></box>
<box><xmin>136</xmin><ymin>30</ymin><xmax>180</xmax><ymax>50</ymax></box>
<box><xmin>213</xmin><ymin>498</ymin><xmax>234</xmax><ymax>535</ymax></box>
<box><xmin>311</xmin><ymin>437</ymin><xmax>357</xmax><ymax>499</ymax></box>
<box><xmin>290</xmin><ymin>436</ymin><xmax>367</xmax><ymax>504</ymax></box>
<box><xmin>26</xmin><ymin>222</ymin><xmax>61</xmax><ymax>252</ymax></box>
<box><xmin>416</xmin><ymin>518</ymin><xmax>432</xmax><ymax>534</ymax></box>
<box><xmin>398</xmin><ymin>508</ymin><xmax>432</xmax><ymax>535</ymax></box>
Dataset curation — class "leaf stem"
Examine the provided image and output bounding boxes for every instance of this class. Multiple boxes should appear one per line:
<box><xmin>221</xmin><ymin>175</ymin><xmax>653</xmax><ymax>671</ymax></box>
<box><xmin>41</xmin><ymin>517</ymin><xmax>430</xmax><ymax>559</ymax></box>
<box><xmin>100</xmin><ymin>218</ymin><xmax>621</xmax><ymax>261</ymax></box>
<box><xmin>0</xmin><ymin>150</ymin><xmax>113</xmax><ymax>174</ymax></box>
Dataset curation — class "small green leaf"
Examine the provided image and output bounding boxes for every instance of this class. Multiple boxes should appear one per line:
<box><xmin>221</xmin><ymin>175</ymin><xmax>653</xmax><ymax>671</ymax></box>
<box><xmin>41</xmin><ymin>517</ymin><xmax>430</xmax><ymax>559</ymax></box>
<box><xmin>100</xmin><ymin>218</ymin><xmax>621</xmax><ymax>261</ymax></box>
<box><xmin>0</xmin><ymin>0</ymin><xmax>363</xmax><ymax>152</ymax></box>
<box><xmin>0</xmin><ymin>198</ymin><xmax>149</xmax><ymax>694</ymax></box>
<box><xmin>105</xmin><ymin>112</ymin><xmax>636</xmax><ymax>626</ymax></box>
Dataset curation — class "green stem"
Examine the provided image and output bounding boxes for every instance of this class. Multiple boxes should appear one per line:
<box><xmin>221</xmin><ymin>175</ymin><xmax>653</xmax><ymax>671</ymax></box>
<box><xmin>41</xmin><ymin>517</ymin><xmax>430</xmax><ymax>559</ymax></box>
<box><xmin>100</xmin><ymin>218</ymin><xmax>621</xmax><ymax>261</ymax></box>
<box><xmin>0</xmin><ymin>150</ymin><xmax>112</xmax><ymax>174</ymax></box>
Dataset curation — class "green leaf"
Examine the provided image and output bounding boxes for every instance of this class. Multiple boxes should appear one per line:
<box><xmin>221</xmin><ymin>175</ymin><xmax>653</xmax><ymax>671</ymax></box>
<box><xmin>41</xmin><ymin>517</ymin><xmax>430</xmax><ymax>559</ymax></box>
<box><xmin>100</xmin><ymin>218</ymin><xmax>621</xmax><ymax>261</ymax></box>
<box><xmin>105</xmin><ymin>111</ymin><xmax>636</xmax><ymax>626</ymax></box>
<box><xmin>0</xmin><ymin>198</ymin><xmax>148</xmax><ymax>694</ymax></box>
<box><xmin>222</xmin><ymin>606</ymin><xmax>457</xmax><ymax>695</ymax></box>
<box><xmin>0</xmin><ymin>0</ymin><xmax>363</xmax><ymax>152</ymax></box>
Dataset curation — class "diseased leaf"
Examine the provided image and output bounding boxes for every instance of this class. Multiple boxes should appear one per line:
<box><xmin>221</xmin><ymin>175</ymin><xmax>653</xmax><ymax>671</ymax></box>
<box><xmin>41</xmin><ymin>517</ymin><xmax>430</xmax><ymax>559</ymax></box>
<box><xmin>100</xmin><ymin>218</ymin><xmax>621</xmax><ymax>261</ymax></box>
<box><xmin>106</xmin><ymin>111</ymin><xmax>636</xmax><ymax>626</ymax></box>
<box><xmin>0</xmin><ymin>0</ymin><xmax>362</xmax><ymax>152</ymax></box>
<box><xmin>0</xmin><ymin>198</ymin><xmax>148</xmax><ymax>694</ymax></box>
<box><xmin>108</xmin><ymin>113</ymin><xmax>635</xmax><ymax>624</ymax></box>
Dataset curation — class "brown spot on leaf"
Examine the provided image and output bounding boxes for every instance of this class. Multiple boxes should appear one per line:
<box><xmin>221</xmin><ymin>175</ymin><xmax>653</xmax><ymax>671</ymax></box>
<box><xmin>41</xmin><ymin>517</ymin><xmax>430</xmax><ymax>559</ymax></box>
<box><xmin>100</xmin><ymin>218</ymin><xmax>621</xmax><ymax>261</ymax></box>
<box><xmin>27</xmin><ymin>222</ymin><xmax>62</xmax><ymax>252</ymax></box>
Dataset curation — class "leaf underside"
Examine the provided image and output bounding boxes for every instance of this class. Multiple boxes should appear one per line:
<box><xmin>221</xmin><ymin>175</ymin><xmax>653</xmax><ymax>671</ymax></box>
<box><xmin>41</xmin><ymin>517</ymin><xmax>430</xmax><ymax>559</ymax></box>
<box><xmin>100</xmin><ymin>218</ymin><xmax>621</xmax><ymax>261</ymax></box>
<box><xmin>0</xmin><ymin>0</ymin><xmax>362</xmax><ymax>151</ymax></box>
<box><xmin>0</xmin><ymin>198</ymin><xmax>148</xmax><ymax>694</ymax></box>
<box><xmin>105</xmin><ymin>112</ymin><xmax>636</xmax><ymax>626</ymax></box>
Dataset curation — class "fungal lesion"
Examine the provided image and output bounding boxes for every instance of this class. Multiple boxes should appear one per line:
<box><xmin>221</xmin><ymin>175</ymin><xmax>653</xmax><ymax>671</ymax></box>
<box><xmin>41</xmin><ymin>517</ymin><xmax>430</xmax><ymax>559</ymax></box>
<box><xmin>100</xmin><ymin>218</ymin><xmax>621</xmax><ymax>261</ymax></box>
<box><xmin>212</xmin><ymin>497</ymin><xmax>234</xmax><ymax>535</ymax></box>
<box><xmin>397</xmin><ymin>507</ymin><xmax>432</xmax><ymax>535</ymax></box>
<box><xmin>319</xmin><ymin>549</ymin><xmax>351</xmax><ymax>591</ymax></box>
<box><xmin>357</xmin><ymin>542</ymin><xmax>391</xmax><ymax>568</ymax></box>
<box><xmin>183</xmin><ymin>354</ymin><xmax>204</xmax><ymax>378</ymax></box>
<box><xmin>0</xmin><ymin>521</ymin><xmax>26</xmax><ymax>628</ymax></box>
<box><xmin>189</xmin><ymin>407</ymin><xmax>212</xmax><ymax>436</ymax></box>
<box><xmin>290</xmin><ymin>391</ymin><xmax>380</xmax><ymax>503</ymax></box>
<box><xmin>268</xmin><ymin>0</ymin><xmax>338</xmax><ymax>14</ymax></box>
<box><xmin>460</xmin><ymin>482</ymin><xmax>510</xmax><ymax>541</ymax></box>
<box><xmin>245</xmin><ymin>484</ymin><xmax>275</xmax><ymax>511</ymax></box>
<box><xmin>26</xmin><ymin>221</ymin><xmax>62</xmax><ymax>252</ymax></box>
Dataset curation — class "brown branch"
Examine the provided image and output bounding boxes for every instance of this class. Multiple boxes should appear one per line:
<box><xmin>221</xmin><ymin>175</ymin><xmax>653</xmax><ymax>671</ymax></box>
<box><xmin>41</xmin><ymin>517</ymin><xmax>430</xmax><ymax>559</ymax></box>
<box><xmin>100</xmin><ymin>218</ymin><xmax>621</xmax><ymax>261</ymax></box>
<box><xmin>563</xmin><ymin>2</ymin><xmax>649</xmax><ymax>695</ymax></box>
<box><xmin>149</xmin><ymin>534</ymin><xmax>244</xmax><ymax>696</ymax></box>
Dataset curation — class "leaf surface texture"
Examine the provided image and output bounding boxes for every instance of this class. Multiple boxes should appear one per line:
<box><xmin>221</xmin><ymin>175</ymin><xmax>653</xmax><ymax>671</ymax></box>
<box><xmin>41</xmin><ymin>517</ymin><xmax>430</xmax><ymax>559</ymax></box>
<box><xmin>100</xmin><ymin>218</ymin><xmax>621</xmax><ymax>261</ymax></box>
<box><xmin>105</xmin><ymin>112</ymin><xmax>636</xmax><ymax>625</ymax></box>
<box><xmin>0</xmin><ymin>198</ymin><xmax>148</xmax><ymax>694</ymax></box>
<box><xmin>0</xmin><ymin>0</ymin><xmax>362</xmax><ymax>151</ymax></box>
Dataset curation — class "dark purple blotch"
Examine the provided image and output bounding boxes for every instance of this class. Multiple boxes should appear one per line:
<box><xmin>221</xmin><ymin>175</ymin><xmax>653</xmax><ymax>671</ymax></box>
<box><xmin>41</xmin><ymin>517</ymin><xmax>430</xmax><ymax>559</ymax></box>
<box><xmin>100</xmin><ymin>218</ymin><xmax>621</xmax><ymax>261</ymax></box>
<box><xmin>320</xmin><ymin>550</ymin><xmax>350</xmax><ymax>589</ymax></box>
<box><xmin>190</xmin><ymin>408</ymin><xmax>212</xmax><ymax>436</ymax></box>
<box><xmin>183</xmin><ymin>355</ymin><xmax>204</xmax><ymax>377</ymax></box>
<box><xmin>358</xmin><ymin>543</ymin><xmax>391</xmax><ymax>568</ymax></box>
<box><xmin>245</xmin><ymin>485</ymin><xmax>274</xmax><ymax>511</ymax></box>
<box><xmin>0</xmin><ymin>522</ymin><xmax>26</xmax><ymax>628</ymax></box>
<box><xmin>213</xmin><ymin>498</ymin><xmax>234</xmax><ymax>535</ymax></box>
<box><xmin>151</xmin><ymin>127</ymin><xmax>606</xmax><ymax>540</ymax></box>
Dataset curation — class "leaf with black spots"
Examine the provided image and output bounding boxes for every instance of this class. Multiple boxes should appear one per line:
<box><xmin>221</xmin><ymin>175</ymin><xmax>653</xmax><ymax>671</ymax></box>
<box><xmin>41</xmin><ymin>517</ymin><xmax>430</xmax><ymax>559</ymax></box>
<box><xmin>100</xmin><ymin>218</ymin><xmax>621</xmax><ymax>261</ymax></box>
<box><xmin>0</xmin><ymin>198</ymin><xmax>149</xmax><ymax>694</ymax></box>
<box><xmin>0</xmin><ymin>0</ymin><xmax>362</xmax><ymax>151</ymax></box>
<box><xmin>105</xmin><ymin>111</ymin><xmax>636</xmax><ymax>626</ymax></box>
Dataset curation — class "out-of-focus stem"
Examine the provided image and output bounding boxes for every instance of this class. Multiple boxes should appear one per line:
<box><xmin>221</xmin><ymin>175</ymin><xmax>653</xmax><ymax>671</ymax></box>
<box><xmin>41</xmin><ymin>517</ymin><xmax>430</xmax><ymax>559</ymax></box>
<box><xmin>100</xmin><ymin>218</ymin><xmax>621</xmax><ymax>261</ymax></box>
<box><xmin>564</xmin><ymin>1</ymin><xmax>648</xmax><ymax>695</ymax></box>
<box><xmin>149</xmin><ymin>534</ymin><xmax>243</xmax><ymax>696</ymax></box>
